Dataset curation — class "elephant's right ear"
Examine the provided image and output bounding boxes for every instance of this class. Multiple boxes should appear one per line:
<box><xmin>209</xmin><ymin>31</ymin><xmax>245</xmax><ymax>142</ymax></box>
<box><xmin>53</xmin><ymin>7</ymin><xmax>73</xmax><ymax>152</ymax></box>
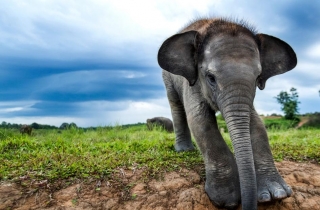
<box><xmin>157</xmin><ymin>31</ymin><xmax>199</xmax><ymax>86</ymax></box>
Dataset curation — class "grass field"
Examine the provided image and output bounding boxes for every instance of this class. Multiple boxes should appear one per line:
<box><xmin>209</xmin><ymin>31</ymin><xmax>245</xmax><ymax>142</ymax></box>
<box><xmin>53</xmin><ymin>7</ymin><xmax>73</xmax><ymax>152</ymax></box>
<box><xmin>0</xmin><ymin>124</ymin><xmax>319</xmax><ymax>183</ymax></box>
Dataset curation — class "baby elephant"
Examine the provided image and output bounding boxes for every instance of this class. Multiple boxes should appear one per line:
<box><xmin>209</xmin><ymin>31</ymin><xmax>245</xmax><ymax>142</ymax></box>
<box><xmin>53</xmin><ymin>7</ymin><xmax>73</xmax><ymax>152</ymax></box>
<box><xmin>146</xmin><ymin>117</ymin><xmax>174</xmax><ymax>132</ymax></box>
<box><xmin>158</xmin><ymin>18</ymin><xmax>297</xmax><ymax>210</ymax></box>
<box><xmin>20</xmin><ymin>125</ymin><xmax>32</xmax><ymax>135</ymax></box>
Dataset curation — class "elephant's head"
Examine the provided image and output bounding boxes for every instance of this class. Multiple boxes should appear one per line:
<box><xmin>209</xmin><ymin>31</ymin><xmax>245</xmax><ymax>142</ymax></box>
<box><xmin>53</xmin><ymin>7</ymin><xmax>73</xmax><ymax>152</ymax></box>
<box><xmin>158</xmin><ymin>19</ymin><xmax>297</xmax><ymax>209</ymax></box>
<box><xmin>147</xmin><ymin>118</ymin><xmax>158</xmax><ymax>130</ymax></box>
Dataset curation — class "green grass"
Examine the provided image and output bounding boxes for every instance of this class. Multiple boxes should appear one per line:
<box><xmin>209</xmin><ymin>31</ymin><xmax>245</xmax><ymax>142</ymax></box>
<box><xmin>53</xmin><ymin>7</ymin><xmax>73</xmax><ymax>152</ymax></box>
<box><xmin>220</xmin><ymin>128</ymin><xmax>320</xmax><ymax>162</ymax></box>
<box><xmin>263</xmin><ymin>118</ymin><xmax>299</xmax><ymax>130</ymax></box>
<box><xmin>268</xmin><ymin>128</ymin><xmax>320</xmax><ymax>162</ymax></box>
<box><xmin>0</xmin><ymin>125</ymin><xmax>202</xmax><ymax>182</ymax></box>
<box><xmin>0</xmin><ymin>124</ymin><xmax>319</xmax><ymax>183</ymax></box>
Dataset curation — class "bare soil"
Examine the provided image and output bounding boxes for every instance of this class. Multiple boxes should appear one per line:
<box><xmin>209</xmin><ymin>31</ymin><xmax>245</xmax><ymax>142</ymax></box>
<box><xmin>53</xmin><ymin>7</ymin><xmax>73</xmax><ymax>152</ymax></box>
<box><xmin>1</xmin><ymin>161</ymin><xmax>320</xmax><ymax>210</ymax></box>
<box><xmin>295</xmin><ymin>118</ymin><xmax>309</xmax><ymax>129</ymax></box>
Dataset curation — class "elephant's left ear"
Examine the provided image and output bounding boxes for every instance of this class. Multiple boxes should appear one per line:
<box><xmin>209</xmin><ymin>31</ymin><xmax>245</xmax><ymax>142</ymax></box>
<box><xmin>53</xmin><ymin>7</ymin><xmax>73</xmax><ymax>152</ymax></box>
<box><xmin>256</xmin><ymin>33</ymin><xmax>297</xmax><ymax>90</ymax></box>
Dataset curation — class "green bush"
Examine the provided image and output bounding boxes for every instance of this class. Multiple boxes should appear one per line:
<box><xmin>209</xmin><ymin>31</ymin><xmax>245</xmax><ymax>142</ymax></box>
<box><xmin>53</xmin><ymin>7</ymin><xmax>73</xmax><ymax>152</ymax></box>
<box><xmin>302</xmin><ymin>113</ymin><xmax>320</xmax><ymax>128</ymax></box>
<box><xmin>263</xmin><ymin>118</ymin><xmax>300</xmax><ymax>130</ymax></box>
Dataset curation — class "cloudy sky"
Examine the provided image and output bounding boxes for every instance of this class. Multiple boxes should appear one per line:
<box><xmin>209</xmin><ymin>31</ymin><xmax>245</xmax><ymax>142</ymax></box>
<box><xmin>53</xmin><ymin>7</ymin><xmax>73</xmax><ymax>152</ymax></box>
<box><xmin>0</xmin><ymin>0</ymin><xmax>319</xmax><ymax>127</ymax></box>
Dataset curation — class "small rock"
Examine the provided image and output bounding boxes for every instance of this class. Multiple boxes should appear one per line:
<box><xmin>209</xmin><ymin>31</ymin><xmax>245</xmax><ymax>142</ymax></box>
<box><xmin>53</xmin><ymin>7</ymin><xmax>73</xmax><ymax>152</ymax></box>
<box><xmin>159</xmin><ymin>191</ymin><xmax>167</xmax><ymax>196</ymax></box>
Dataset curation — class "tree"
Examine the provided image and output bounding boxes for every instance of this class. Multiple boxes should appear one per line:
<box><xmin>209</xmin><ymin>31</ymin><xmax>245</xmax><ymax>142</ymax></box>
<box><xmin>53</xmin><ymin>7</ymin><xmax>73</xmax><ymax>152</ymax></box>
<box><xmin>1</xmin><ymin>121</ymin><xmax>7</xmax><ymax>128</ymax></box>
<box><xmin>59</xmin><ymin>122</ymin><xmax>78</xmax><ymax>129</ymax></box>
<box><xmin>59</xmin><ymin>123</ymin><xmax>69</xmax><ymax>130</ymax></box>
<box><xmin>275</xmin><ymin>87</ymin><xmax>300</xmax><ymax>120</ymax></box>
<box><xmin>31</xmin><ymin>122</ymin><xmax>40</xmax><ymax>129</ymax></box>
<box><xmin>69</xmin><ymin>122</ymin><xmax>78</xmax><ymax>129</ymax></box>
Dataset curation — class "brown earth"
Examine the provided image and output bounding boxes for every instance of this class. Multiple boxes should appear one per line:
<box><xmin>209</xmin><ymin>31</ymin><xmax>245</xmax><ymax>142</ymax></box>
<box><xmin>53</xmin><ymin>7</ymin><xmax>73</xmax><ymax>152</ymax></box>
<box><xmin>1</xmin><ymin>161</ymin><xmax>320</xmax><ymax>210</ymax></box>
<box><xmin>295</xmin><ymin>118</ymin><xmax>309</xmax><ymax>129</ymax></box>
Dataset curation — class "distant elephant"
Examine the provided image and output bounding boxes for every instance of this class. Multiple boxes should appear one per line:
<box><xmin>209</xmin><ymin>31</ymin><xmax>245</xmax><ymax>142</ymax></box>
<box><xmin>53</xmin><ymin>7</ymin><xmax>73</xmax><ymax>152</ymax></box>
<box><xmin>20</xmin><ymin>125</ymin><xmax>32</xmax><ymax>135</ymax></box>
<box><xmin>158</xmin><ymin>18</ymin><xmax>297</xmax><ymax>210</ymax></box>
<box><xmin>146</xmin><ymin>117</ymin><xmax>174</xmax><ymax>132</ymax></box>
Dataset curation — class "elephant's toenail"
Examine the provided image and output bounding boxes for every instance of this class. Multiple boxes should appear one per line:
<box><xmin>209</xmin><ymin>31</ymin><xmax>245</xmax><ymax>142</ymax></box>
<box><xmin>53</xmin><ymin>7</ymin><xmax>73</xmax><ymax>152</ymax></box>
<box><xmin>285</xmin><ymin>186</ymin><xmax>293</xmax><ymax>195</ymax></box>
<box><xmin>259</xmin><ymin>193</ymin><xmax>271</xmax><ymax>202</ymax></box>
<box><xmin>274</xmin><ymin>189</ymin><xmax>287</xmax><ymax>199</ymax></box>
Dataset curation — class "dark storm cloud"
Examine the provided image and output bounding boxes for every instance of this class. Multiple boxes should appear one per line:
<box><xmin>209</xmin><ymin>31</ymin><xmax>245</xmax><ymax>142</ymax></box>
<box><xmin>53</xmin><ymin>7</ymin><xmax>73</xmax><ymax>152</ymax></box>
<box><xmin>0</xmin><ymin>0</ymin><xmax>163</xmax><ymax>121</ymax></box>
<box><xmin>279</xmin><ymin>2</ymin><xmax>320</xmax><ymax>53</ymax></box>
<box><xmin>0</xmin><ymin>65</ymin><xmax>164</xmax><ymax>102</ymax></box>
<box><xmin>283</xmin><ymin>2</ymin><xmax>320</xmax><ymax>32</ymax></box>
<box><xmin>35</xmin><ymin>83</ymin><xmax>165</xmax><ymax>102</ymax></box>
<box><xmin>0</xmin><ymin>102</ymin><xmax>80</xmax><ymax>117</ymax></box>
<box><xmin>0</xmin><ymin>3</ymin><xmax>162</xmax><ymax>103</ymax></box>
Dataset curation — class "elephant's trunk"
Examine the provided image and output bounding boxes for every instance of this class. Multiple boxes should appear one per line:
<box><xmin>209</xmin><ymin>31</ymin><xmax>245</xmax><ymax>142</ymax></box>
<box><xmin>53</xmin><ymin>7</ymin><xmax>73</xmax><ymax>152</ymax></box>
<box><xmin>219</xmin><ymin>83</ymin><xmax>257</xmax><ymax>210</ymax></box>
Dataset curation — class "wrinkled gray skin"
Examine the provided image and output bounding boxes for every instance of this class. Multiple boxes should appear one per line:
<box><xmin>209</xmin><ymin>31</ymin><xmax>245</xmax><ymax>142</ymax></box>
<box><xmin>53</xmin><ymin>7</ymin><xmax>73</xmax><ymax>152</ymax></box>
<box><xmin>157</xmin><ymin>18</ymin><xmax>297</xmax><ymax>210</ymax></box>
<box><xmin>147</xmin><ymin>117</ymin><xmax>174</xmax><ymax>132</ymax></box>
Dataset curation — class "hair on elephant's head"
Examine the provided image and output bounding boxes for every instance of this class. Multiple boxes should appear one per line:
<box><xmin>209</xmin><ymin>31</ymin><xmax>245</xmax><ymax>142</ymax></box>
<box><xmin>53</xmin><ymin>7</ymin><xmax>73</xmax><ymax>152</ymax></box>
<box><xmin>158</xmin><ymin>18</ymin><xmax>297</xmax><ymax>210</ymax></box>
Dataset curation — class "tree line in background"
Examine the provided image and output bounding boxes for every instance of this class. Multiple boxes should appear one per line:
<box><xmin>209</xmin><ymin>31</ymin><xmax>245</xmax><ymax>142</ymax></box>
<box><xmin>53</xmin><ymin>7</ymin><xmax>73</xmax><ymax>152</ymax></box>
<box><xmin>0</xmin><ymin>122</ymin><xmax>78</xmax><ymax>130</ymax></box>
<box><xmin>0</xmin><ymin>88</ymin><xmax>319</xmax><ymax>130</ymax></box>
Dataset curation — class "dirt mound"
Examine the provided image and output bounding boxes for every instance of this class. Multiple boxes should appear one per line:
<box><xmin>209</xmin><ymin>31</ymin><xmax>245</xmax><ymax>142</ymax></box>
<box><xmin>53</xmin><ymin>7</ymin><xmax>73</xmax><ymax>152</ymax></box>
<box><xmin>295</xmin><ymin>118</ymin><xmax>309</xmax><ymax>129</ymax></box>
<box><xmin>1</xmin><ymin>161</ymin><xmax>320</xmax><ymax>210</ymax></box>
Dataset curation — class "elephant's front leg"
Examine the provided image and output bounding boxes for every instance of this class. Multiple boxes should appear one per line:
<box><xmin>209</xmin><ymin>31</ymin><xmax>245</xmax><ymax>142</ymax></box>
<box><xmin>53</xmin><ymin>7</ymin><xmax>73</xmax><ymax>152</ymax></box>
<box><xmin>186</xmin><ymin>103</ymin><xmax>240</xmax><ymax>208</ymax></box>
<box><xmin>250</xmin><ymin>109</ymin><xmax>292</xmax><ymax>202</ymax></box>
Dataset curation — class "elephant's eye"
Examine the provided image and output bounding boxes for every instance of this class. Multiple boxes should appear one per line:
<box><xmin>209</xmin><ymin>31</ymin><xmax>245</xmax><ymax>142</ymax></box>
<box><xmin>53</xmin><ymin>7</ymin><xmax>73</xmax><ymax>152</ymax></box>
<box><xmin>207</xmin><ymin>74</ymin><xmax>216</xmax><ymax>86</ymax></box>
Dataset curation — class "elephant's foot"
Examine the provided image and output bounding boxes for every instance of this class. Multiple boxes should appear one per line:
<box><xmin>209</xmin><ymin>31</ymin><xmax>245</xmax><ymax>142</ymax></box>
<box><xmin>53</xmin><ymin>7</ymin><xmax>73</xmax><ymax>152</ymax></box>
<box><xmin>257</xmin><ymin>170</ymin><xmax>292</xmax><ymax>203</ymax></box>
<box><xmin>174</xmin><ymin>139</ymin><xmax>195</xmax><ymax>152</ymax></box>
<box><xmin>205</xmin><ymin>169</ymin><xmax>241</xmax><ymax>209</ymax></box>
